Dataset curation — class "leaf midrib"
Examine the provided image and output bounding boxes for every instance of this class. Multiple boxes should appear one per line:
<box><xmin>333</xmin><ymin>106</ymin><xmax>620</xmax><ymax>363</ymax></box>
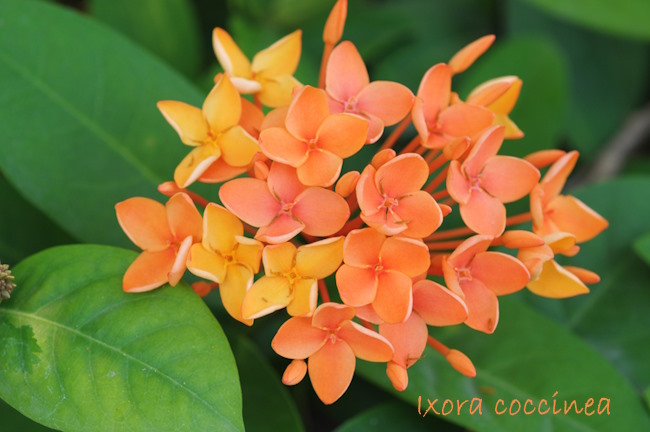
<box><xmin>0</xmin><ymin>308</ymin><xmax>235</xmax><ymax>430</ymax></box>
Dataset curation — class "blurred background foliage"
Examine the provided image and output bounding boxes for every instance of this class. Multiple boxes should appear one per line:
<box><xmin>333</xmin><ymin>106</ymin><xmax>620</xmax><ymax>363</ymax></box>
<box><xmin>1</xmin><ymin>0</ymin><xmax>649</xmax><ymax>430</ymax></box>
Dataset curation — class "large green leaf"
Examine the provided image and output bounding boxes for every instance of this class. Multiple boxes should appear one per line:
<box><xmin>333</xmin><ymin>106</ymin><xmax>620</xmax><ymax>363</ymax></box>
<box><xmin>0</xmin><ymin>0</ymin><xmax>202</xmax><ymax>247</ymax></box>
<box><xmin>88</xmin><ymin>0</ymin><xmax>203</xmax><ymax>77</ymax></box>
<box><xmin>518</xmin><ymin>0</ymin><xmax>650</xmax><ymax>40</ymax></box>
<box><xmin>335</xmin><ymin>401</ymin><xmax>458</xmax><ymax>432</ymax></box>
<box><xmin>633</xmin><ymin>232</ymin><xmax>650</xmax><ymax>267</ymax></box>
<box><xmin>358</xmin><ymin>297</ymin><xmax>650</xmax><ymax>431</ymax></box>
<box><xmin>0</xmin><ymin>245</ymin><xmax>243</xmax><ymax>431</ymax></box>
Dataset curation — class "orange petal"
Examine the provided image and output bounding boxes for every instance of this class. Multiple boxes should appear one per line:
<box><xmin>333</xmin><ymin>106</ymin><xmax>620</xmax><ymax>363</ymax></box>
<box><xmin>446</xmin><ymin>160</ymin><xmax>471</xmax><ymax>205</ymax></box>
<box><xmin>157</xmin><ymin>101</ymin><xmax>209</xmax><ymax>146</ymax></box>
<box><xmin>339</xmin><ymin>321</ymin><xmax>394</xmax><ymax>362</ymax></box>
<box><xmin>365</xmin><ymin>111</ymin><xmax>390</xmax><ymax>143</ymax></box>
<box><xmin>355</xmin><ymin>165</ymin><xmax>383</xmax><ymax>216</ymax></box>
<box><xmin>174</xmin><ymin>145</ymin><xmax>220</xmax><ymax>188</ymax></box>
<box><xmin>393</xmin><ymin>191</ymin><xmax>444</xmax><ymax>238</ymax></box>
<box><xmin>259</xmin><ymin>127</ymin><xmax>309</xmax><ymax>167</ymax></box>
<box><xmin>234</xmin><ymin>236</ymin><xmax>264</xmax><ymax>273</ymax></box>
<box><xmin>439</xmin><ymin>103</ymin><xmax>494</xmax><ymax>139</ymax></box>
<box><xmin>546</xmin><ymin>195</ymin><xmax>608</xmax><ymax>243</ymax></box>
<box><xmin>373</xmin><ymin>270</ymin><xmax>413</xmax><ymax>324</ymax></box>
<box><xmin>357</xmin><ymin>81</ymin><xmax>414</xmax><ymax>126</ymax></box>
<box><xmin>380</xmin><ymin>237</ymin><xmax>430</xmax><ymax>277</ymax></box>
<box><xmin>262</xmin><ymin>105</ymin><xmax>290</xmax><ymax>130</ymax></box>
<box><xmin>187</xmin><ymin>243</ymin><xmax>227</xmax><ymax>283</ymax></box>
<box><xmin>564</xmin><ymin>266</ymin><xmax>600</xmax><ymax>284</ymax></box>
<box><xmin>386</xmin><ymin>362</ymin><xmax>408</xmax><ymax>391</ymax></box>
<box><xmin>242</xmin><ymin>275</ymin><xmax>292</xmax><ymax>319</ymax></box>
<box><xmin>312</xmin><ymin>302</ymin><xmax>356</xmax><ymax>329</ymax></box>
<box><xmin>212</xmin><ymin>27</ymin><xmax>252</xmax><ymax>77</ymax></box>
<box><xmin>412</xmin><ymin>280</ymin><xmax>468</xmax><ymax>326</ymax></box>
<box><xmin>239</xmin><ymin>97</ymin><xmax>264</xmax><ymax>138</ymax></box>
<box><xmin>376</xmin><ymin>153</ymin><xmax>429</xmax><ymax>197</ymax></box>
<box><xmin>283</xmin><ymin>359</ymin><xmax>307</xmax><ymax>385</ymax></box>
<box><xmin>323</xmin><ymin>0</ymin><xmax>347</xmax><ymax>44</ymax></box>
<box><xmin>203</xmin><ymin>75</ymin><xmax>242</xmax><ymax>133</ymax></box>
<box><xmin>256</xmin><ymin>214</ymin><xmax>305</xmax><ymax>244</ymax></box>
<box><xmin>443</xmin><ymin>136</ymin><xmax>471</xmax><ymax>160</ymax></box>
<box><xmin>309</xmin><ymin>340</ymin><xmax>356</xmax><ymax>405</ymax></box>
<box><xmin>326</xmin><ymin>41</ymin><xmax>369</xmax><ymax>102</ymax></box>
<box><xmin>470</xmin><ymin>251</ymin><xmax>530</xmax><ymax>295</ymax></box>
<box><xmin>168</xmin><ymin>236</ymin><xmax>193</xmax><ymax>286</ymax></box>
<box><xmin>198</xmin><ymin>159</ymin><xmax>247</xmax><ymax>183</ymax></box>
<box><xmin>219</xmin><ymin>178</ymin><xmax>281</xmax><ymax>227</ymax></box>
<box><xmin>286</xmin><ymin>277</ymin><xmax>318</xmax><ymax>317</ymax></box>
<box><xmin>412</xmin><ymin>97</ymin><xmax>429</xmax><ymax>143</ymax></box>
<box><xmin>317</xmin><ymin>113</ymin><xmax>368</xmax><ymax>158</ymax></box>
<box><xmin>449</xmin><ymin>35</ymin><xmax>495</xmax><ymax>74</ymax></box>
<box><xmin>417</xmin><ymin>63</ymin><xmax>451</xmax><ymax>122</ymax></box>
<box><xmin>296</xmin><ymin>150</ymin><xmax>343</xmax><ymax>187</ymax></box>
<box><xmin>115</xmin><ymin>197</ymin><xmax>171</xmax><ymax>251</ymax></box>
<box><xmin>527</xmin><ymin>260</ymin><xmax>589</xmax><ymax>298</ymax></box>
<box><xmin>293</xmin><ymin>187</ymin><xmax>350</xmax><ymax>236</ymax></box>
<box><xmin>524</xmin><ymin>149</ymin><xmax>567</xmax><ymax>169</ymax></box>
<box><xmin>342</xmin><ymin>228</ymin><xmax>384</xmax><ymax>266</ymax></box>
<box><xmin>286</xmin><ymin>86</ymin><xmax>329</xmax><ymax>141</ymax></box>
<box><xmin>262</xmin><ymin>242</ymin><xmax>296</xmax><ymax>274</ymax></box>
<box><xmin>267</xmin><ymin>162</ymin><xmax>307</xmax><ymax>202</ymax></box>
<box><xmin>460</xmin><ymin>188</ymin><xmax>506</xmax><ymax>237</ymax></box>
<box><xmin>252</xmin><ymin>30</ymin><xmax>302</xmax><ymax>77</ymax></box>
<box><xmin>202</xmin><ymin>203</ymin><xmax>242</xmax><ymax>254</ymax></box>
<box><xmin>219</xmin><ymin>264</ymin><xmax>254</xmax><ymax>325</ymax></box>
<box><xmin>466</xmin><ymin>76</ymin><xmax>515</xmax><ymax>107</ymax></box>
<box><xmin>447</xmin><ymin>234</ymin><xmax>493</xmax><ymax>269</ymax></box>
<box><xmin>355</xmin><ymin>304</ymin><xmax>383</xmax><ymax>325</ymax></box>
<box><xmin>166</xmin><ymin>193</ymin><xmax>202</xmax><ymax>243</ymax></box>
<box><xmin>123</xmin><ymin>248</ymin><xmax>175</xmax><ymax>293</ymax></box>
<box><xmin>501</xmin><ymin>230</ymin><xmax>545</xmax><ymax>249</ymax></box>
<box><xmin>461</xmin><ymin>279</ymin><xmax>499</xmax><ymax>334</ymax></box>
<box><xmin>336</xmin><ymin>264</ymin><xmax>377</xmax><ymax>307</ymax></box>
<box><xmin>295</xmin><ymin>237</ymin><xmax>344</xmax><ymax>280</ymax></box>
<box><xmin>541</xmin><ymin>151</ymin><xmax>579</xmax><ymax>202</ymax></box>
<box><xmin>488</xmin><ymin>77</ymin><xmax>522</xmax><ymax>116</ymax></box>
<box><xmin>272</xmin><ymin>317</ymin><xmax>327</xmax><ymax>359</ymax></box>
<box><xmin>256</xmin><ymin>74</ymin><xmax>302</xmax><ymax>108</ymax></box>
<box><xmin>462</xmin><ymin>125</ymin><xmax>505</xmax><ymax>178</ymax></box>
<box><xmin>481</xmin><ymin>156</ymin><xmax>540</xmax><ymax>203</ymax></box>
<box><xmin>335</xmin><ymin>171</ymin><xmax>360</xmax><ymax>197</ymax></box>
<box><xmin>361</xmin><ymin>208</ymin><xmax>405</xmax><ymax>237</ymax></box>
<box><xmin>379</xmin><ymin>312</ymin><xmax>427</xmax><ymax>368</ymax></box>
<box><xmin>219</xmin><ymin>125</ymin><xmax>259</xmax><ymax>167</ymax></box>
<box><xmin>371</xmin><ymin>149</ymin><xmax>396</xmax><ymax>169</ymax></box>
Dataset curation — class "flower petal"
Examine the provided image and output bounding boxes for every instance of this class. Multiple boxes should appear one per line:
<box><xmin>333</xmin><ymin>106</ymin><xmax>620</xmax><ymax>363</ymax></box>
<box><xmin>198</xmin><ymin>159</ymin><xmax>247</xmax><ymax>183</ymax></box>
<box><xmin>286</xmin><ymin>277</ymin><xmax>318</xmax><ymax>317</ymax></box>
<box><xmin>187</xmin><ymin>243</ymin><xmax>227</xmax><ymax>283</ymax></box>
<box><xmin>541</xmin><ymin>151</ymin><xmax>579</xmax><ymax>202</ymax></box>
<box><xmin>157</xmin><ymin>101</ymin><xmax>208</xmax><ymax>146</ymax></box>
<box><xmin>272</xmin><ymin>317</ymin><xmax>327</xmax><ymax>359</ymax></box>
<box><xmin>326</xmin><ymin>41</ymin><xmax>369</xmax><ymax>102</ymax></box>
<box><xmin>234</xmin><ymin>236</ymin><xmax>264</xmax><ymax>273</ymax></box>
<box><xmin>339</xmin><ymin>321</ymin><xmax>394</xmax><ymax>362</ymax></box>
<box><xmin>364</xmin><ymin>112</ymin><xmax>385</xmax><ymax>144</ymax></box>
<box><xmin>481</xmin><ymin>156</ymin><xmax>540</xmax><ymax>203</ymax></box>
<box><xmin>168</xmin><ymin>236</ymin><xmax>193</xmax><ymax>286</ymax></box>
<box><xmin>546</xmin><ymin>195</ymin><xmax>609</xmax><ymax>243</ymax></box>
<box><xmin>212</xmin><ymin>27</ymin><xmax>252</xmax><ymax>77</ymax></box>
<box><xmin>166</xmin><ymin>193</ymin><xmax>202</xmax><ymax>243</ymax></box>
<box><xmin>379</xmin><ymin>313</ymin><xmax>427</xmax><ymax>368</ymax></box>
<box><xmin>449</xmin><ymin>35</ymin><xmax>495</xmax><ymax>74</ymax></box>
<box><xmin>417</xmin><ymin>63</ymin><xmax>451</xmax><ymax>122</ymax></box>
<box><xmin>438</xmin><ymin>103</ymin><xmax>494</xmax><ymax>139</ymax></box>
<box><xmin>317</xmin><ymin>113</ymin><xmax>368</xmax><ymax>158</ymax></box>
<box><xmin>527</xmin><ymin>260</ymin><xmax>590</xmax><ymax>298</ymax></box>
<box><xmin>471</xmin><ymin>251</ymin><xmax>530</xmax><ymax>295</ymax></box>
<box><xmin>202</xmin><ymin>203</ymin><xmax>242</xmax><ymax>254</ymax></box>
<box><xmin>174</xmin><ymin>145</ymin><xmax>220</xmax><ymax>188</ymax></box>
<box><xmin>373</xmin><ymin>270</ymin><xmax>413</xmax><ymax>324</ymax></box>
<box><xmin>357</xmin><ymin>81</ymin><xmax>414</xmax><ymax>125</ymax></box>
<box><xmin>312</xmin><ymin>302</ymin><xmax>356</xmax><ymax>329</ymax></box>
<box><xmin>412</xmin><ymin>280</ymin><xmax>467</xmax><ymax>326</ymax></box>
<box><xmin>462</xmin><ymin>125</ymin><xmax>504</xmax><ymax>178</ymax></box>
<box><xmin>393</xmin><ymin>191</ymin><xmax>444</xmax><ymax>238</ymax></box>
<box><xmin>295</xmin><ymin>237</ymin><xmax>344</xmax><ymax>280</ymax></box>
<box><xmin>219</xmin><ymin>125</ymin><xmax>259</xmax><ymax>167</ymax></box>
<box><xmin>267</xmin><ymin>162</ymin><xmax>307</xmax><ymax>202</ymax></box>
<box><xmin>203</xmin><ymin>75</ymin><xmax>242</xmax><ymax>133</ymax></box>
<box><xmin>379</xmin><ymin>237</ymin><xmax>430</xmax><ymax>277</ymax></box>
<box><xmin>242</xmin><ymin>275</ymin><xmax>292</xmax><ymax>319</ymax></box>
<box><xmin>296</xmin><ymin>150</ymin><xmax>343</xmax><ymax>187</ymax></box>
<box><xmin>355</xmin><ymin>165</ymin><xmax>383</xmax><ymax>216</ymax></box>
<box><xmin>309</xmin><ymin>340</ymin><xmax>356</xmax><ymax>405</ymax></box>
<box><xmin>256</xmin><ymin>74</ymin><xmax>302</xmax><ymax>108</ymax></box>
<box><xmin>286</xmin><ymin>86</ymin><xmax>330</xmax><ymax>141</ymax></box>
<box><xmin>460</xmin><ymin>188</ymin><xmax>506</xmax><ymax>237</ymax></box>
<box><xmin>466</xmin><ymin>76</ymin><xmax>514</xmax><ymax>107</ymax></box>
<box><xmin>219</xmin><ymin>264</ymin><xmax>254</xmax><ymax>325</ymax></box>
<box><xmin>219</xmin><ymin>178</ymin><xmax>281</xmax><ymax>227</ymax></box>
<box><xmin>293</xmin><ymin>187</ymin><xmax>349</xmax><ymax>236</ymax></box>
<box><xmin>115</xmin><ymin>197</ymin><xmax>171</xmax><ymax>251</ymax></box>
<box><xmin>252</xmin><ymin>30</ymin><xmax>302</xmax><ymax>76</ymax></box>
<box><xmin>261</xmin><ymin>242</ymin><xmax>296</xmax><ymax>275</ymax></box>
<box><xmin>342</xmin><ymin>228</ymin><xmax>384</xmax><ymax>266</ymax></box>
<box><xmin>336</xmin><ymin>264</ymin><xmax>377</xmax><ymax>307</ymax></box>
<box><xmin>461</xmin><ymin>279</ymin><xmax>499</xmax><ymax>334</ymax></box>
<box><xmin>259</xmin><ymin>127</ymin><xmax>308</xmax><ymax>167</ymax></box>
<box><xmin>446</xmin><ymin>160</ymin><xmax>471</xmax><ymax>204</ymax></box>
<box><xmin>256</xmin><ymin>214</ymin><xmax>305</xmax><ymax>244</ymax></box>
<box><xmin>376</xmin><ymin>153</ymin><xmax>429</xmax><ymax>197</ymax></box>
<box><xmin>123</xmin><ymin>248</ymin><xmax>175</xmax><ymax>293</ymax></box>
<box><xmin>488</xmin><ymin>77</ymin><xmax>522</xmax><ymax>115</ymax></box>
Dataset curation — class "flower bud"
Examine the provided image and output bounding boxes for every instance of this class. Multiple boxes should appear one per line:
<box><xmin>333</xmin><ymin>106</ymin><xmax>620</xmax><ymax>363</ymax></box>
<box><xmin>282</xmin><ymin>359</ymin><xmax>307</xmax><ymax>386</ymax></box>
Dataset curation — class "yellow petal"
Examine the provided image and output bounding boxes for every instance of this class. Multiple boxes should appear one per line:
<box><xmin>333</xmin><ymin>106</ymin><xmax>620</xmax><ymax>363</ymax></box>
<box><xmin>242</xmin><ymin>276</ymin><xmax>292</xmax><ymax>319</ymax></box>
<box><xmin>257</xmin><ymin>75</ymin><xmax>302</xmax><ymax>108</ymax></box>
<box><xmin>495</xmin><ymin>114</ymin><xmax>524</xmax><ymax>139</ymax></box>
<box><xmin>203</xmin><ymin>203</ymin><xmax>243</xmax><ymax>254</ymax></box>
<box><xmin>286</xmin><ymin>278</ymin><xmax>317</xmax><ymax>317</ymax></box>
<box><xmin>252</xmin><ymin>30</ymin><xmax>302</xmax><ymax>77</ymax></box>
<box><xmin>262</xmin><ymin>242</ymin><xmax>297</xmax><ymax>275</ymax></box>
<box><xmin>487</xmin><ymin>77</ymin><xmax>522</xmax><ymax>115</ymax></box>
<box><xmin>294</xmin><ymin>237</ymin><xmax>344</xmax><ymax>280</ymax></box>
<box><xmin>212</xmin><ymin>27</ymin><xmax>252</xmax><ymax>78</ymax></box>
<box><xmin>187</xmin><ymin>243</ymin><xmax>227</xmax><ymax>283</ymax></box>
<box><xmin>527</xmin><ymin>260</ymin><xmax>589</xmax><ymax>298</ymax></box>
<box><xmin>234</xmin><ymin>236</ymin><xmax>264</xmax><ymax>273</ymax></box>
<box><xmin>203</xmin><ymin>75</ymin><xmax>242</xmax><ymax>133</ymax></box>
<box><xmin>230</xmin><ymin>77</ymin><xmax>263</xmax><ymax>94</ymax></box>
<box><xmin>157</xmin><ymin>100</ymin><xmax>209</xmax><ymax>146</ymax></box>
<box><xmin>174</xmin><ymin>145</ymin><xmax>220</xmax><ymax>188</ymax></box>
<box><xmin>219</xmin><ymin>125</ymin><xmax>260</xmax><ymax>167</ymax></box>
<box><xmin>220</xmin><ymin>264</ymin><xmax>254</xmax><ymax>326</ymax></box>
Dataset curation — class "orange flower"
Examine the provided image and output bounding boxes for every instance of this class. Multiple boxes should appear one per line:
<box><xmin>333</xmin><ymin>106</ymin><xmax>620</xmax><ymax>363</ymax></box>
<box><xmin>412</xmin><ymin>63</ymin><xmax>494</xmax><ymax>150</ymax></box>
<box><xmin>447</xmin><ymin>126</ymin><xmax>540</xmax><ymax>236</ymax></box>
<box><xmin>212</xmin><ymin>28</ymin><xmax>302</xmax><ymax>107</ymax></box>
<box><xmin>186</xmin><ymin>204</ymin><xmax>263</xmax><ymax>325</ymax></box>
<box><xmin>272</xmin><ymin>303</ymin><xmax>393</xmax><ymax>404</ymax></box>
<box><xmin>466</xmin><ymin>76</ymin><xmax>524</xmax><ymax>139</ymax></box>
<box><xmin>356</xmin><ymin>153</ymin><xmax>443</xmax><ymax>238</ymax></box>
<box><xmin>531</xmin><ymin>151</ymin><xmax>608</xmax><ymax>243</ymax></box>
<box><xmin>219</xmin><ymin>162</ymin><xmax>350</xmax><ymax>243</ymax></box>
<box><xmin>241</xmin><ymin>238</ymin><xmax>344</xmax><ymax>319</ymax></box>
<box><xmin>115</xmin><ymin>193</ymin><xmax>202</xmax><ymax>292</ymax></box>
<box><xmin>325</xmin><ymin>41</ymin><xmax>414</xmax><ymax>143</ymax></box>
<box><xmin>442</xmin><ymin>235</ymin><xmax>530</xmax><ymax>333</ymax></box>
<box><xmin>448</xmin><ymin>35</ymin><xmax>495</xmax><ymax>75</ymax></box>
<box><xmin>335</xmin><ymin>228</ymin><xmax>430</xmax><ymax>323</ymax></box>
<box><xmin>259</xmin><ymin>86</ymin><xmax>368</xmax><ymax>187</ymax></box>
<box><xmin>158</xmin><ymin>75</ymin><xmax>259</xmax><ymax>188</ymax></box>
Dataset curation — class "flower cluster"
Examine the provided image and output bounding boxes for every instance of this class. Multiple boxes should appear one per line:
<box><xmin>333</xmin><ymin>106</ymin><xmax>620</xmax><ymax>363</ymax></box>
<box><xmin>116</xmin><ymin>0</ymin><xmax>608</xmax><ymax>405</ymax></box>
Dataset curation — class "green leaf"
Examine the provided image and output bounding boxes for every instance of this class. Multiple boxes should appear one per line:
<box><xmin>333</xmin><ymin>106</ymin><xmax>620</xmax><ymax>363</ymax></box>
<box><xmin>518</xmin><ymin>0</ymin><xmax>650</xmax><ymax>41</ymax></box>
<box><xmin>357</xmin><ymin>297</ymin><xmax>650</xmax><ymax>431</ymax></box>
<box><xmin>456</xmin><ymin>37</ymin><xmax>569</xmax><ymax>158</ymax></box>
<box><xmin>230</xmin><ymin>334</ymin><xmax>305</xmax><ymax>432</ymax></box>
<box><xmin>645</xmin><ymin>387</ymin><xmax>650</xmax><ymax>411</ymax></box>
<box><xmin>0</xmin><ymin>0</ymin><xmax>202</xmax><ymax>247</ymax></box>
<box><xmin>507</xmin><ymin>1</ymin><xmax>649</xmax><ymax>160</ymax></box>
<box><xmin>0</xmin><ymin>398</ymin><xmax>55</xmax><ymax>432</ymax></box>
<box><xmin>633</xmin><ymin>232</ymin><xmax>650</xmax><ymax>267</ymax></box>
<box><xmin>88</xmin><ymin>0</ymin><xmax>203</xmax><ymax>77</ymax></box>
<box><xmin>0</xmin><ymin>245</ymin><xmax>243</xmax><ymax>431</ymax></box>
<box><xmin>335</xmin><ymin>401</ymin><xmax>458</xmax><ymax>432</ymax></box>
<box><xmin>0</xmin><ymin>175</ymin><xmax>75</xmax><ymax>264</ymax></box>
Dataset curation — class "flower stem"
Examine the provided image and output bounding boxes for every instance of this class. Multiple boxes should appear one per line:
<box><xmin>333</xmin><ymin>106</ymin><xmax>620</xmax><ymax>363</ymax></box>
<box><xmin>318</xmin><ymin>279</ymin><xmax>331</xmax><ymax>303</ymax></box>
<box><xmin>380</xmin><ymin>117</ymin><xmax>411</xmax><ymax>150</ymax></box>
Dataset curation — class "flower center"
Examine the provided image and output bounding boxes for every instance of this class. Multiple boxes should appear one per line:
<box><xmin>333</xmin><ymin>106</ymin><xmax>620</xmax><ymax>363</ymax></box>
<box><xmin>456</xmin><ymin>267</ymin><xmax>472</xmax><ymax>282</ymax></box>
<box><xmin>207</xmin><ymin>130</ymin><xmax>222</xmax><ymax>147</ymax></box>
<box><xmin>285</xmin><ymin>269</ymin><xmax>300</xmax><ymax>285</ymax></box>
<box><xmin>344</xmin><ymin>97</ymin><xmax>358</xmax><ymax>112</ymax></box>
<box><xmin>281</xmin><ymin>201</ymin><xmax>295</xmax><ymax>214</ymax></box>
<box><xmin>307</xmin><ymin>138</ymin><xmax>319</xmax><ymax>150</ymax></box>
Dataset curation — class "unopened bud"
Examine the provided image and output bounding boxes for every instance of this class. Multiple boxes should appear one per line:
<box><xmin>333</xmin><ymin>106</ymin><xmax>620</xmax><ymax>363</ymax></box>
<box><xmin>323</xmin><ymin>0</ymin><xmax>347</xmax><ymax>45</ymax></box>
<box><xmin>282</xmin><ymin>359</ymin><xmax>307</xmax><ymax>386</ymax></box>
<box><xmin>445</xmin><ymin>349</ymin><xmax>476</xmax><ymax>378</ymax></box>
<box><xmin>386</xmin><ymin>361</ymin><xmax>408</xmax><ymax>391</ymax></box>
<box><xmin>0</xmin><ymin>262</ymin><xmax>16</xmax><ymax>302</ymax></box>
